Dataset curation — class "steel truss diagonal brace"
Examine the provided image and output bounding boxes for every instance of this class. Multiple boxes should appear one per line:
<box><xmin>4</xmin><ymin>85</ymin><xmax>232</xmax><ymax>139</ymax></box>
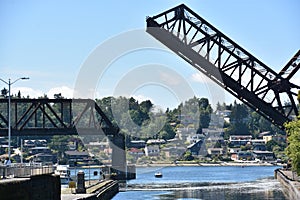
<box><xmin>146</xmin><ymin>4</ymin><xmax>299</xmax><ymax>129</ymax></box>
<box><xmin>0</xmin><ymin>98</ymin><xmax>119</xmax><ymax>136</ymax></box>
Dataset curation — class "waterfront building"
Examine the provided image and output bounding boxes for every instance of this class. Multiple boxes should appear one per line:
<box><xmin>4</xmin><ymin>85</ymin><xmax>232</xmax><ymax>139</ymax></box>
<box><xmin>144</xmin><ymin>145</ymin><xmax>160</xmax><ymax>156</ymax></box>
<box><xmin>233</xmin><ymin>151</ymin><xmax>254</xmax><ymax>161</ymax></box>
<box><xmin>128</xmin><ymin>148</ymin><xmax>144</xmax><ymax>158</ymax></box>
<box><xmin>207</xmin><ymin>148</ymin><xmax>226</xmax><ymax>156</ymax></box>
<box><xmin>161</xmin><ymin>146</ymin><xmax>186</xmax><ymax>158</ymax></box>
<box><xmin>253</xmin><ymin>151</ymin><xmax>276</xmax><ymax>161</ymax></box>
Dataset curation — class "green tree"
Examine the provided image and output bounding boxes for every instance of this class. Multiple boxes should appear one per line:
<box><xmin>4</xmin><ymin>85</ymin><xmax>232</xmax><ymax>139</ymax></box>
<box><xmin>285</xmin><ymin>90</ymin><xmax>300</xmax><ymax>174</ymax></box>
<box><xmin>182</xmin><ymin>151</ymin><xmax>194</xmax><ymax>161</ymax></box>
<box><xmin>48</xmin><ymin>135</ymin><xmax>71</xmax><ymax>161</ymax></box>
<box><xmin>225</xmin><ymin>102</ymin><xmax>250</xmax><ymax>135</ymax></box>
<box><xmin>285</xmin><ymin>117</ymin><xmax>300</xmax><ymax>175</ymax></box>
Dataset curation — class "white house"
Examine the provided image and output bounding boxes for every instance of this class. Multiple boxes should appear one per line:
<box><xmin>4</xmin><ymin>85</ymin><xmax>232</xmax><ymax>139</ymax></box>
<box><xmin>144</xmin><ymin>145</ymin><xmax>160</xmax><ymax>156</ymax></box>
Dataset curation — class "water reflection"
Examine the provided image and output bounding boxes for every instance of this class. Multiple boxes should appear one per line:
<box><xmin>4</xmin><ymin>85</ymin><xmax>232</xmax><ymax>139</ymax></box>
<box><xmin>155</xmin><ymin>179</ymin><xmax>286</xmax><ymax>200</ymax></box>
<box><xmin>115</xmin><ymin>179</ymin><xmax>287</xmax><ymax>200</ymax></box>
<box><xmin>113</xmin><ymin>166</ymin><xmax>287</xmax><ymax>200</ymax></box>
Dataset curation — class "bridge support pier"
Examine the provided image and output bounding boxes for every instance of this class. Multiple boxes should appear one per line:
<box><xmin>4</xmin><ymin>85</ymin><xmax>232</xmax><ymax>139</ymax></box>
<box><xmin>110</xmin><ymin>134</ymin><xmax>127</xmax><ymax>180</ymax></box>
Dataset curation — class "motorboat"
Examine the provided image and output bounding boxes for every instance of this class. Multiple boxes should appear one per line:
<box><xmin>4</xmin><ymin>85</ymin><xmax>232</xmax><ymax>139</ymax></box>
<box><xmin>154</xmin><ymin>172</ymin><xmax>163</xmax><ymax>178</ymax></box>
<box><xmin>54</xmin><ymin>165</ymin><xmax>71</xmax><ymax>184</ymax></box>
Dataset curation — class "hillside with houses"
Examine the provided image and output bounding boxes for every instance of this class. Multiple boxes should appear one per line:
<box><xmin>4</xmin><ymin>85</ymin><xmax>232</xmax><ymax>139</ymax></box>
<box><xmin>0</xmin><ymin>96</ymin><xmax>286</xmax><ymax>166</ymax></box>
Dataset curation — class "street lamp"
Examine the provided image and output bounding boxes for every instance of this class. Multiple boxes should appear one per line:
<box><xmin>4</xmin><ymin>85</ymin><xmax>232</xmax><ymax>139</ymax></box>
<box><xmin>0</xmin><ymin>77</ymin><xmax>30</xmax><ymax>162</ymax></box>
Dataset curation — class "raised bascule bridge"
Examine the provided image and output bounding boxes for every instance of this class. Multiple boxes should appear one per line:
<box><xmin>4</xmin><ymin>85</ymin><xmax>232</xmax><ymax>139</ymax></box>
<box><xmin>0</xmin><ymin>4</ymin><xmax>299</xmax><ymax>180</ymax></box>
<box><xmin>146</xmin><ymin>4</ymin><xmax>299</xmax><ymax>130</ymax></box>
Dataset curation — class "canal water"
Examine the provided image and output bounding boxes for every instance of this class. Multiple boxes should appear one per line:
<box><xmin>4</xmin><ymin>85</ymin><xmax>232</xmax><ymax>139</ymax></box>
<box><xmin>112</xmin><ymin>166</ymin><xmax>287</xmax><ymax>200</ymax></box>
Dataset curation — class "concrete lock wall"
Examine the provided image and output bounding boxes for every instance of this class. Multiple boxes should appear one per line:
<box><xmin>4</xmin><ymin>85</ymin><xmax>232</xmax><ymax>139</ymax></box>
<box><xmin>275</xmin><ymin>169</ymin><xmax>300</xmax><ymax>200</ymax></box>
<box><xmin>0</xmin><ymin>174</ymin><xmax>60</xmax><ymax>200</ymax></box>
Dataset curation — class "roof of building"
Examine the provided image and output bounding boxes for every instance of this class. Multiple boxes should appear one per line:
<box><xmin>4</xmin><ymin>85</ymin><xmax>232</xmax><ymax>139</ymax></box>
<box><xmin>64</xmin><ymin>150</ymin><xmax>89</xmax><ymax>156</ymax></box>
<box><xmin>129</xmin><ymin>148</ymin><xmax>144</xmax><ymax>153</ymax></box>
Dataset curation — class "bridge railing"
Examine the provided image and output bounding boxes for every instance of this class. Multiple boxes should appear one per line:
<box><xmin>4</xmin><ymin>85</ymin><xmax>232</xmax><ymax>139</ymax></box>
<box><xmin>0</xmin><ymin>163</ymin><xmax>54</xmax><ymax>178</ymax></box>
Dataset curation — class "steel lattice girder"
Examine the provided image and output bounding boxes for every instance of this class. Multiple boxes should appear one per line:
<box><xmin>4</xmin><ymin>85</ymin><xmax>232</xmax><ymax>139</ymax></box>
<box><xmin>0</xmin><ymin>98</ymin><xmax>127</xmax><ymax>179</ymax></box>
<box><xmin>0</xmin><ymin>98</ymin><xmax>119</xmax><ymax>136</ymax></box>
<box><xmin>146</xmin><ymin>4</ymin><xmax>299</xmax><ymax>129</ymax></box>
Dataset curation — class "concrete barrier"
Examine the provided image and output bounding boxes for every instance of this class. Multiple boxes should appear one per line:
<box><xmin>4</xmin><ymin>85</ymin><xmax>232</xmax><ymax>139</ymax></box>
<box><xmin>0</xmin><ymin>174</ymin><xmax>60</xmax><ymax>200</ymax></box>
<box><xmin>275</xmin><ymin>169</ymin><xmax>300</xmax><ymax>200</ymax></box>
<box><xmin>96</xmin><ymin>180</ymin><xmax>119</xmax><ymax>199</ymax></box>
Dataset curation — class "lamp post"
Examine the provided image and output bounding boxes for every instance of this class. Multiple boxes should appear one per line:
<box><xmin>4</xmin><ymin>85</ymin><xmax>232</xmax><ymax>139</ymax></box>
<box><xmin>0</xmin><ymin>77</ymin><xmax>29</xmax><ymax>162</ymax></box>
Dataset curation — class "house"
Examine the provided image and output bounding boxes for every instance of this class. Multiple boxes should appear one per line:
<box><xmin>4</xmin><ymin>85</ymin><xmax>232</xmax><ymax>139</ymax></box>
<box><xmin>29</xmin><ymin>147</ymin><xmax>52</xmax><ymax>155</ymax></box>
<box><xmin>251</xmin><ymin>139</ymin><xmax>266</xmax><ymax>145</ymax></box>
<box><xmin>253</xmin><ymin>151</ymin><xmax>275</xmax><ymax>161</ymax></box>
<box><xmin>161</xmin><ymin>146</ymin><xmax>186</xmax><ymax>158</ymax></box>
<box><xmin>207</xmin><ymin>148</ymin><xmax>226</xmax><ymax>156</ymax></box>
<box><xmin>216</xmin><ymin>110</ymin><xmax>232</xmax><ymax>117</ymax></box>
<box><xmin>233</xmin><ymin>151</ymin><xmax>254</xmax><ymax>161</ymax></box>
<box><xmin>186</xmin><ymin>134</ymin><xmax>204</xmax><ymax>144</ymax></box>
<box><xmin>215</xmin><ymin>110</ymin><xmax>232</xmax><ymax>123</ymax></box>
<box><xmin>253</xmin><ymin>144</ymin><xmax>267</xmax><ymax>151</ymax></box>
<box><xmin>144</xmin><ymin>145</ymin><xmax>160</xmax><ymax>156</ymax></box>
<box><xmin>128</xmin><ymin>148</ymin><xmax>144</xmax><ymax>157</ymax></box>
<box><xmin>32</xmin><ymin>153</ymin><xmax>56</xmax><ymax>163</ymax></box>
<box><xmin>202</xmin><ymin>128</ymin><xmax>225</xmax><ymax>135</ymax></box>
<box><xmin>64</xmin><ymin>150</ymin><xmax>90</xmax><ymax>161</ymax></box>
<box><xmin>229</xmin><ymin>135</ymin><xmax>252</xmax><ymax>148</ymax></box>
<box><xmin>24</xmin><ymin>139</ymin><xmax>47</xmax><ymax>148</ymax></box>
<box><xmin>263</xmin><ymin>135</ymin><xmax>273</xmax><ymax>143</ymax></box>
<box><xmin>229</xmin><ymin>135</ymin><xmax>252</xmax><ymax>141</ymax></box>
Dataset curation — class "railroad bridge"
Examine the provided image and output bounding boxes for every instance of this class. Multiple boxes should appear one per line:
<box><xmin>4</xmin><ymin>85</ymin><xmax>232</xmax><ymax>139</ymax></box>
<box><xmin>0</xmin><ymin>4</ymin><xmax>299</xmax><ymax>180</ymax></box>
<box><xmin>0</xmin><ymin>98</ymin><xmax>126</xmax><ymax>180</ymax></box>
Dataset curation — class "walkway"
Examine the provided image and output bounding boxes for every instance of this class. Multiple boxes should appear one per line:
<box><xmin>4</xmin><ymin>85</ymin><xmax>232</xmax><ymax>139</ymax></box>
<box><xmin>61</xmin><ymin>180</ymin><xmax>118</xmax><ymax>200</ymax></box>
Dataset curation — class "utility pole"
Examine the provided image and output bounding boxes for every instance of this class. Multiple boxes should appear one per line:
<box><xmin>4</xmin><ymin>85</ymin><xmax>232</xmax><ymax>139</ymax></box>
<box><xmin>0</xmin><ymin>77</ymin><xmax>29</xmax><ymax>162</ymax></box>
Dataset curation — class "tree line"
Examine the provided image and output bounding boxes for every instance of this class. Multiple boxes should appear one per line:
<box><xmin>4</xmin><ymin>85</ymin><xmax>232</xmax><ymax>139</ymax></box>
<box><xmin>2</xmin><ymin>91</ymin><xmax>298</xmax><ymax>170</ymax></box>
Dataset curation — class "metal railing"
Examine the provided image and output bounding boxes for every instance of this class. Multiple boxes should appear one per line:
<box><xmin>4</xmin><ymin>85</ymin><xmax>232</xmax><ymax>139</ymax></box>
<box><xmin>0</xmin><ymin>163</ymin><xmax>54</xmax><ymax>178</ymax></box>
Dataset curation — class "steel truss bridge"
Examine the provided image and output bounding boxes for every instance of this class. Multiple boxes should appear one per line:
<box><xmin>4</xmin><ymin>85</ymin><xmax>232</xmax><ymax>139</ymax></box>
<box><xmin>147</xmin><ymin>4</ymin><xmax>299</xmax><ymax>130</ymax></box>
<box><xmin>0</xmin><ymin>4</ymin><xmax>299</xmax><ymax>179</ymax></box>
<box><xmin>0</xmin><ymin>98</ymin><xmax>126</xmax><ymax>179</ymax></box>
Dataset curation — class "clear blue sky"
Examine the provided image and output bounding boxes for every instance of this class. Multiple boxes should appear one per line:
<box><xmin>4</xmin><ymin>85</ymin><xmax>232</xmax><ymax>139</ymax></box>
<box><xmin>0</xmin><ymin>0</ymin><xmax>299</xmax><ymax>109</ymax></box>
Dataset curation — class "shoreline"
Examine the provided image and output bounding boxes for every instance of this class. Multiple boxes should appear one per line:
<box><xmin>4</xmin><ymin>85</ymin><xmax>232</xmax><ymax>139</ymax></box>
<box><xmin>135</xmin><ymin>161</ymin><xmax>282</xmax><ymax>168</ymax></box>
<box><xmin>68</xmin><ymin>161</ymin><xmax>283</xmax><ymax>169</ymax></box>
